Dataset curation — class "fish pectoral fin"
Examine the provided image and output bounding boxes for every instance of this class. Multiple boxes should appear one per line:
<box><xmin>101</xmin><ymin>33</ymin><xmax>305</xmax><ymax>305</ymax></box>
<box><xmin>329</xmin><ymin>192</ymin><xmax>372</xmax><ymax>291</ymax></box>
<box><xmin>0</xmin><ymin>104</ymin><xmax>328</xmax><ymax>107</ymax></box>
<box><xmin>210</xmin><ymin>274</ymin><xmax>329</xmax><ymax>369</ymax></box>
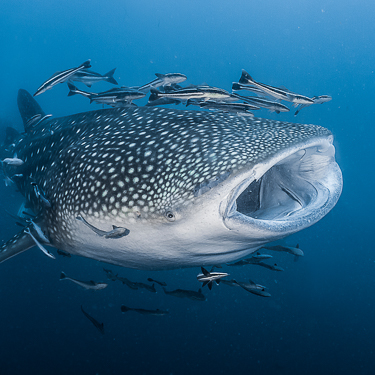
<box><xmin>0</xmin><ymin>229</ymin><xmax>36</xmax><ymax>264</ymax></box>
<box><xmin>207</xmin><ymin>281</ymin><xmax>213</xmax><ymax>290</ymax></box>
<box><xmin>202</xmin><ymin>280</ymin><xmax>209</xmax><ymax>288</ymax></box>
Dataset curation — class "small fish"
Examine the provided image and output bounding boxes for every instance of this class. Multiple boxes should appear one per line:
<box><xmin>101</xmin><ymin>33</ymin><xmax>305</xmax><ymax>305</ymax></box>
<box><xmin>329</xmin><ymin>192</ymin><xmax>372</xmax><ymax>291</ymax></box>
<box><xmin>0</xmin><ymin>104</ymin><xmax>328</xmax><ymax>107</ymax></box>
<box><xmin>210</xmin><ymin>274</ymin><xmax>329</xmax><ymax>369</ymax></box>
<box><xmin>191</xmin><ymin>100</ymin><xmax>259</xmax><ymax>115</ymax></box>
<box><xmin>132</xmin><ymin>282</ymin><xmax>157</xmax><ymax>293</ymax></box>
<box><xmin>236</xmin><ymin>279</ymin><xmax>271</xmax><ymax>297</ymax></box>
<box><xmin>57</xmin><ymin>249</ymin><xmax>71</xmax><ymax>258</ymax></box>
<box><xmin>31</xmin><ymin>182</ymin><xmax>51</xmax><ymax>207</ymax></box>
<box><xmin>2</xmin><ymin>157</ymin><xmax>24</xmax><ymax>166</ymax></box>
<box><xmin>231</xmin><ymin>82</ymin><xmax>268</xmax><ymax>95</ymax></box>
<box><xmin>117</xmin><ymin>276</ymin><xmax>139</xmax><ymax>290</ymax></box>
<box><xmin>103</xmin><ymin>268</ymin><xmax>118</xmax><ymax>281</ymax></box>
<box><xmin>69</xmin><ymin>68</ymin><xmax>118</xmax><ymax>87</ymax></box>
<box><xmin>59</xmin><ymin>271</ymin><xmax>108</xmax><ymax>290</ymax></box>
<box><xmin>227</xmin><ymin>259</ymin><xmax>250</xmax><ymax>267</ymax></box>
<box><xmin>239</xmin><ymin>70</ymin><xmax>314</xmax><ymax>106</ymax></box>
<box><xmin>231</xmin><ymin>93</ymin><xmax>290</xmax><ymax>114</ymax></box>
<box><xmin>81</xmin><ymin>305</ymin><xmax>104</xmax><ymax>335</ymax></box>
<box><xmin>294</xmin><ymin>95</ymin><xmax>332</xmax><ymax>115</ymax></box>
<box><xmin>34</xmin><ymin>60</ymin><xmax>91</xmax><ymax>96</ymax></box>
<box><xmin>250</xmin><ymin>252</ymin><xmax>273</xmax><ymax>261</ymax></box>
<box><xmin>197</xmin><ymin>266</ymin><xmax>229</xmax><ymax>290</ymax></box>
<box><xmin>120</xmin><ymin>305</ymin><xmax>168</xmax><ymax>315</ymax></box>
<box><xmin>67</xmin><ymin>83</ymin><xmax>145</xmax><ymax>105</ymax></box>
<box><xmin>251</xmin><ymin>262</ymin><xmax>284</xmax><ymax>272</ymax></box>
<box><xmin>138</xmin><ymin>73</ymin><xmax>187</xmax><ymax>93</ymax></box>
<box><xmin>24</xmin><ymin>227</ymin><xmax>55</xmax><ymax>259</ymax></box>
<box><xmin>163</xmin><ymin>287</ymin><xmax>206</xmax><ymax>301</ymax></box>
<box><xmin>220</xmin><ymin>279</ymin><xmax>240</xmax><ymax>287</ymax></box>
<box><xmin>28</xmin><ymin>220</ymin><xmax>50</xmax><ymax>243</ymax></box>
<box><xmin>262</xmin><ymin>244</ymin><xmax>304</xmax><ymax>257</ymax></box>
<box><xmin>76</xmin><ymin>215</ymin><xmax>130</xmax><ymax>238</ymax></box>
<box><xmin>147</xmin><ymin>278</ymin><xmax>167</xmax><ymax>286</ymax></box>
<box><xmin>146</xmin><ymin>97</ymin><xmax>181</xmax><ymax>106</ymax></box>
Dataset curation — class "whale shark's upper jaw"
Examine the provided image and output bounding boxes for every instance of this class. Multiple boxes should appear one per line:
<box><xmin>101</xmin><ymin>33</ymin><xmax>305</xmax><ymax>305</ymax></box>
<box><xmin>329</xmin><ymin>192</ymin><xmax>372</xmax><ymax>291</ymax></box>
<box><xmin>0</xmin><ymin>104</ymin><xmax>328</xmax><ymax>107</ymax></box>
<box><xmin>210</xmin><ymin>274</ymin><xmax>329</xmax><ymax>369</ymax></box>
<box><xmin>221</xmin><ymin>135</ymin><xmax>342</xmax><ymax>242</ymax></box>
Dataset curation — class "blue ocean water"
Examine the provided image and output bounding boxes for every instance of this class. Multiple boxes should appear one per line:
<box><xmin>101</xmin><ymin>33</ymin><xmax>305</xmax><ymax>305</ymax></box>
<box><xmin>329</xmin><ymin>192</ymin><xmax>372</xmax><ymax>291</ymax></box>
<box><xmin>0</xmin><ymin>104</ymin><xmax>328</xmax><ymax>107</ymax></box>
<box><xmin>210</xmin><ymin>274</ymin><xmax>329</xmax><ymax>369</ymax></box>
<box><xmin>0</xmin><ymin>1</ymin><xmax>374</xmax><ymax>374</ymax></box>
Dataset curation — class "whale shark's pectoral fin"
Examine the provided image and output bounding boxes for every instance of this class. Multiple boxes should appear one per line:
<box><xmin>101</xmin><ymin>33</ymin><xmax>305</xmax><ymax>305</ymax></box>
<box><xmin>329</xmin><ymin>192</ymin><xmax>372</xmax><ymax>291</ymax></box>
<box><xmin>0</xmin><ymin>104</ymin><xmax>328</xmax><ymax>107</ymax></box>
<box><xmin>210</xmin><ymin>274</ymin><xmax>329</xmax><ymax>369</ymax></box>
<box><xmin>0</xmin><ymin>230</ymin><xmax>35</xmax><ymax>263</ymax></box>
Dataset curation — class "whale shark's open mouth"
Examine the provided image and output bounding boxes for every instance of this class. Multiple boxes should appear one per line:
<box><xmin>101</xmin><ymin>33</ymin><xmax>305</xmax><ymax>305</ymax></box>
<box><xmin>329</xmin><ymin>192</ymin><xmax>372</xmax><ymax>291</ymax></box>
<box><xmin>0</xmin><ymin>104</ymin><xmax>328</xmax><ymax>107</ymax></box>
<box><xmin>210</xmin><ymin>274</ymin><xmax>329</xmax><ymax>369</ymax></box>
<box><xmin>222</xmin><ymin>136</ymin><xmax>342</xmax><ymax>241</ymax></box>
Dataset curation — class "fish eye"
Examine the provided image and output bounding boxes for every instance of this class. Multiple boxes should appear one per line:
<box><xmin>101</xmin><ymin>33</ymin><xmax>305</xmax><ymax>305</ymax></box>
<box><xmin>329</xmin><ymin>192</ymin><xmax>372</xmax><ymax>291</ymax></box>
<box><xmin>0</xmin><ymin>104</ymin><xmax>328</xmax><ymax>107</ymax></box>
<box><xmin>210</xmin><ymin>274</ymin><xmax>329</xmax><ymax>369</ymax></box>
<box><xmin>165</xmin><ymin>211</ymin><xmax>176</xmax><ymax>222</ymax></box>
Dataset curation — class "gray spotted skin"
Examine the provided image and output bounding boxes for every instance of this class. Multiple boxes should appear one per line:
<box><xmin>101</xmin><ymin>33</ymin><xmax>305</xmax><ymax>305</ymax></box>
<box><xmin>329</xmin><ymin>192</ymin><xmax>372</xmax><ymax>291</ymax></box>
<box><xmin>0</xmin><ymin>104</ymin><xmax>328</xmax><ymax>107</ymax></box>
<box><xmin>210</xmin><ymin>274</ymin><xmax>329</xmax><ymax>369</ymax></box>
<box><xmin>2</xmin><ymin>105</ymin><xmax>332</xmax><ymax>267</ymax></box>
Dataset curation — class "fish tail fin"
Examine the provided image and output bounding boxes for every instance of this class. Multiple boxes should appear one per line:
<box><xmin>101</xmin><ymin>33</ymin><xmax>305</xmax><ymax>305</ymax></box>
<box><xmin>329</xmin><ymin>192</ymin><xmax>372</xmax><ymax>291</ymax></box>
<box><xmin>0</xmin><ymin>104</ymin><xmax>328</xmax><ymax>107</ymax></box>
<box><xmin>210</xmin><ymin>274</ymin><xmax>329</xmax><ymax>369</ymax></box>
<box><xmin>80</xmin><ymin>60</ymin><xmax>91</xmax><ymax>69</ymax></box>
<box><xmin>105</xmin><ymin>68</ymin><xmax>118</xmax><ymax>85</ymax></box>
<box><xmin>149</xmin><ymin>87</ymin><xmax>161</xmax><ymax>101</ymax></box>
<box><xmin>239</xmin><ymin>69</ymin><xmax>254</xmax><ymax>84</ymax></box>
<box><xmin>120</xmin><ymin>305</ymin><xmax>130</xmax><ymax>313</ymax></box>
<box><xmin>232</xmin><ymin>82</ymin><xmax>242</xmax><ymax>91</ymax></box>
<box><xmin>60</xmin><ymin>271</ymin><xmax>66</xmax><ymax>280</ymax></box>
<box><xmin>0</xmin><ymin>229</ymin><xmax>35</xmax><ymax>264</ymax></box>
<box><xmin>67</xmin><ymin>82</ymin><xmax>78</xmax><ymax>96</ymax></box>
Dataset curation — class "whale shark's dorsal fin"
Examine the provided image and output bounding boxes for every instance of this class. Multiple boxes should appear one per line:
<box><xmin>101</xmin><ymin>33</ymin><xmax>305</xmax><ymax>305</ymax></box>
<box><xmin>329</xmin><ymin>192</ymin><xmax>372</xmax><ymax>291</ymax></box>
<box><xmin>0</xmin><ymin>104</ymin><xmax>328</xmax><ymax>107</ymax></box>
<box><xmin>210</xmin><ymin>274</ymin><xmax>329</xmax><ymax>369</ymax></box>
<box><xmin>17</xmin><ymin>89</ymin><xmax>46</xmax><ymax>133</ymax></box>
<box><xmin>0</xmin><ymin>229</ymin><xmax>36</xmax><ymax>264</ymax></box>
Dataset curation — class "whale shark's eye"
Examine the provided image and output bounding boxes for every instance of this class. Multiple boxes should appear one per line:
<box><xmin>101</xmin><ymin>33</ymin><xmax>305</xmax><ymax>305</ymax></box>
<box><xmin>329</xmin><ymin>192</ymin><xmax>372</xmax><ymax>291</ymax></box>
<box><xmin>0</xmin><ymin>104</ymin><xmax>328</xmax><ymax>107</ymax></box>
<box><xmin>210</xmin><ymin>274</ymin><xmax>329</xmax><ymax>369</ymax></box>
<box><xmin>165</xmin><ymin>211</ymin><xmax>175</xmax><ymax>222</ymax></box>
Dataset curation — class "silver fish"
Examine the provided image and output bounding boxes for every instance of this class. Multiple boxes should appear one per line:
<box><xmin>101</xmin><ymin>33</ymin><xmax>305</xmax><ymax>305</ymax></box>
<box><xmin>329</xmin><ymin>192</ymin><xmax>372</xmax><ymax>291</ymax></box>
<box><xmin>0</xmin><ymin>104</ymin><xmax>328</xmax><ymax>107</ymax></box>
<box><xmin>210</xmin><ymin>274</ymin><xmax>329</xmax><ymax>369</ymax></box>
<box><xmin>120</xmin><ymin>305</ymin><xmax>168</xmax><ymax>315</ymax></box>
<box><xmin>69</xmin><ymin>68</ymin><xmax>118</xmax><ymax>87</ymax></box>
<box><xmin>138</xmin><ymin>73</ymin><xmax>187</xmax><ymax>93</ymax></box>
<box><xmin>294</xmin><ymin>95</ymin><xmax>332</xmax><ymax>116</ymax></box>
<box><xmin>196</xmin><ymin>266</ymin><xmax>229</xmax><ymax>290</ymax></box>
<box><xmin>0</xmin><ymin>89</ymin><xmax>342</xmax><ymax>270</ymax></box>
<box><xmin>81</xmin><ymin>305</ymin><xmax>104</xmax><ymax>334</ymax></box>
<box><xmin>231</xmin><ymin>93</ymin><xmax>290</xmax><ymax>114</ymax></box>
<box><xmin>67</xmin><ymin>83</ymin><xmax>145</xmax><ymax>105</ymax></box>
<box><xmin>239</xmin><ymin>70</ymin><xmax>314</xmax><ymax>106</ymax></box>
<box><xmin>76</xmin><ymin>215</ymin><xmax>129</xmax><ymax>239</ymax></box>
<box><xmin>24</xmin><ymin>227</ymin><xmax>55</xmax><ymax>259</ymax></box>
<box><xmin>163</xmin><ymin>287</ymin><xmax>206</xmax><ymax>301</ymax></box>
<box><xmin>34</xmin><ymin>60</ymin><xmax>91</xmax><ymax>96</ymax></box>
<box><xmin>262</xmin><ymin>244</ymin><xmax>304</xmax><ymax>257</ymax></box>
<box><xmin>2</xmin><ymin>157</ymin><xmax>24</xmax><ymax>166</ymax></box>
<box><xmin>60</xmin><ymin>271</ymin><xmax>108</xmax><ymax>290</ymax></box>
<box><xmin>235</xmin><ymin>279</ymin><xmax>271</xmax><ymax>297</ymax></box>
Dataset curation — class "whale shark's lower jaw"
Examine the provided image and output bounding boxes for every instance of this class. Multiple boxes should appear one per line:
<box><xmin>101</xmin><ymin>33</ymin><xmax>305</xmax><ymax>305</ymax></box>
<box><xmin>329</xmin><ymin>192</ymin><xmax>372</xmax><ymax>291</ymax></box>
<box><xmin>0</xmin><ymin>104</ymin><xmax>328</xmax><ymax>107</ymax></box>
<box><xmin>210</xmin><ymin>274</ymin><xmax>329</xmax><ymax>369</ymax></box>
<box><xmin>222</xmin><ymin>136</ymin><xmax>342</xmax><ymax>242</ymax></box>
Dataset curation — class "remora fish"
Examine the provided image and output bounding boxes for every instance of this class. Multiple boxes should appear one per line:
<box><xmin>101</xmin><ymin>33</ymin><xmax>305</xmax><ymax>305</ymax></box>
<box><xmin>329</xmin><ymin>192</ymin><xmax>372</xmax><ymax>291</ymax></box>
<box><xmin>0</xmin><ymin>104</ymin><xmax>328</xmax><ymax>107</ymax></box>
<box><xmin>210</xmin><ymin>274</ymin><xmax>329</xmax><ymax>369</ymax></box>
<box><xmin>196</xmin><ymin>266</ymin><xmax>229</xmax><ymax>290</ymax></box>
<box><xmin>120</xmin><ymin>305</ymin><xmax>168</xmax><ymax>315</ymax></box>
<box><xmin>60</xmin><ymin>271</ymin><xmax>108</xmax><ymax>290</ymax></box>
<box><xmin>239</xmin><ymin>70</ymin><xmax>314</xmax><ymax>106</ymax></box>
<box><xmin>69</xmin><ymin>68</ymin><xmax>118</xmax><ymax>87</ymax></box>
<box><xmin>262</xmin><ymin>244</ymin><xmax>304</xmax><ymax>257</ymax></box>
<box><xmin>190</xmin><ymin>100</ymin><xmax>259</xmax><ymax>115</ymax></box>
<box><xmin>0</xmin><ymin>89</ymin><xmax>342</xmax><ymax>270</ymax></box>
<box><xmin>2</xmin><ymin>157</ymin><xmax>24</xmax><ymax>166</ymax></box>
<box><xmin>163</xmin><ymin>287</ymin><xmax>206</xmax><ymax>301</ymax></box>
<box><xmin>147</xmin><ymin>278</ymin><xmax>167</xmax><ymax>286</ymax></box>
<box><xmin>34</xmin><ymin>60</ymin><xmax>91</xmax><ymax>97</ymax></box>
<box><xmin>138</xmin><ymin>73</ymin><xmax>187</xmax><ymax>92</ymax></box>
<box><xmin>294</xmin><ymin>95</ymin><xmax>332</xmax><ymax>116</ymax></box>
<box><xmin>235</xmin><ymin>280</ymin><xmax>271</xmax><ymax>297</ymax></box>
<box><xmin>67</xmin><ymin>83</ymin><xmax>145</xmax><ymax>105</ymax></box>
<box><xmin>81</xmin><ymin>305</ymin><xmax>104</xmax><ymax>335</ymax></box>
<box><xmin>231</xmin><ymin>93</ymin><xmax>290</xmax><ymax>114</ymax></box>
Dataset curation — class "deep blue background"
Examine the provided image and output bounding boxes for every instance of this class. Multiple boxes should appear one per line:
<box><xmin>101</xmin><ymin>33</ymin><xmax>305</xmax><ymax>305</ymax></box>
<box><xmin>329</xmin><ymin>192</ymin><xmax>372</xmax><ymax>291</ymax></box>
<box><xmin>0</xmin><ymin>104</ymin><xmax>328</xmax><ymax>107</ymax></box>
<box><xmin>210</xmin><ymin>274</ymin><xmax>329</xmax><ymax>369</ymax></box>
<box><xmin>1</xmin><ymin>1</ymin><xmax>374</xmax><ymax>374</ymax></box>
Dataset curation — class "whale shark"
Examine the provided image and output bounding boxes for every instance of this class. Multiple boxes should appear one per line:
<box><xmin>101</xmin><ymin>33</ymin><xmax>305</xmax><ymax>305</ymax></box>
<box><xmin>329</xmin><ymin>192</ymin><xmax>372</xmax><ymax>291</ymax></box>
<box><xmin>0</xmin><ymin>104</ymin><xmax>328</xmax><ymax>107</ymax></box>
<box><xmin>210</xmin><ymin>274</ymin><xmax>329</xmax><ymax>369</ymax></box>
<box><xmin>0</xmin><ymin>89</ymin><xmax>342</xmax><ymax>269</ymax></box>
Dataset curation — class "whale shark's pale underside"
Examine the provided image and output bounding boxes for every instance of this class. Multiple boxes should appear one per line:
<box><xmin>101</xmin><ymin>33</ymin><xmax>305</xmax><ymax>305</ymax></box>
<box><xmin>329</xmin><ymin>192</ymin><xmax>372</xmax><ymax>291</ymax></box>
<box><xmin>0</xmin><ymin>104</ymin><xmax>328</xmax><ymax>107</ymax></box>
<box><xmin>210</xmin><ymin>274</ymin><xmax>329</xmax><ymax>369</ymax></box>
<box><xmin>0</xmin><ymin>90</ymin><xmax>342</xmax><ymax>269</ymax></box>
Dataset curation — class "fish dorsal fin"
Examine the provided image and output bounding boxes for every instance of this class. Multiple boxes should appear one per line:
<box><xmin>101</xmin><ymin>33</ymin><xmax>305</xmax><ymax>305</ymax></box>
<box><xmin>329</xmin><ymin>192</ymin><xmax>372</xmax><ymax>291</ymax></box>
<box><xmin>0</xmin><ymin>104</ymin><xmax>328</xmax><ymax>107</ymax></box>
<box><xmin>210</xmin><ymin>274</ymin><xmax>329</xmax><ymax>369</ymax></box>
<box><xmin>201</xmin><ymin>267</ymin><xmax>210</xmax><ymax>276</ymax></box>
<box><xmin>155</xmin><ymin>73</ymin><xmax>165</xmax><ymax>78</ymax></box>
<box><xmin>296</xmin><ymin>244</ymin><xmax>299</xmax><ymax>248</ymax></box>
<box><xmin>0</xmin><ymin>229</ymin><xmax>36</xmax><ymax>264</ymax></box>
<box><xmin>17</xmin><ymin>89</ymin><xmax>46</xmax><ymax>132</ymax></box>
